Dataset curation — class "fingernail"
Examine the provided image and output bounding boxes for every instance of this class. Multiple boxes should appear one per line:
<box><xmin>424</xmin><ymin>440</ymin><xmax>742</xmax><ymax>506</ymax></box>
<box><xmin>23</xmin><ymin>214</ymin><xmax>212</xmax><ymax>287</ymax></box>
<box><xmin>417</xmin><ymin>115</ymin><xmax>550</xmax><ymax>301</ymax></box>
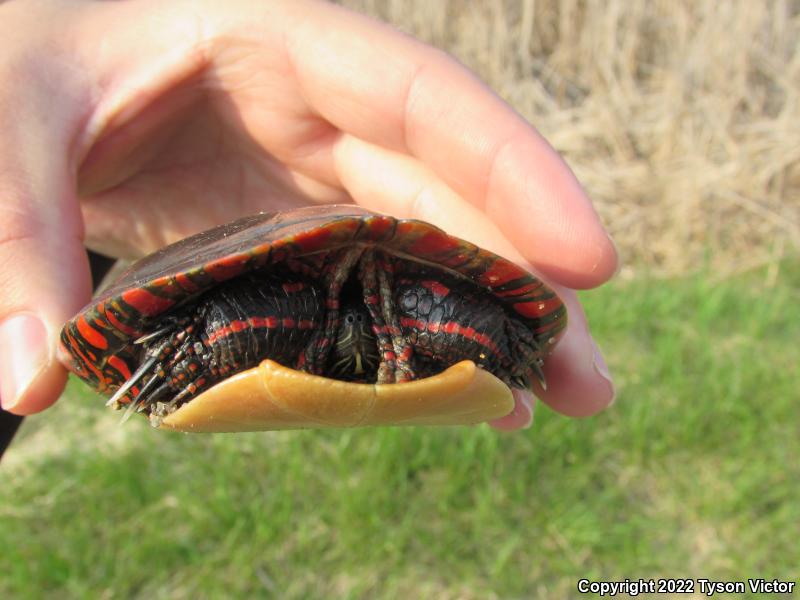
<box><xmin>0</xmin><ymin>313</ymin><xmax>49</xmax><ymax>411</ymax></box>
<box><xmin>591</xmin><ymin>338</ymin><xmax>616</xmax><ymax>405</ymax></box>
<box><xmin>516</xmin><ymin>389</ymin><xmax>535</xmax><ymax>429</ymax></box>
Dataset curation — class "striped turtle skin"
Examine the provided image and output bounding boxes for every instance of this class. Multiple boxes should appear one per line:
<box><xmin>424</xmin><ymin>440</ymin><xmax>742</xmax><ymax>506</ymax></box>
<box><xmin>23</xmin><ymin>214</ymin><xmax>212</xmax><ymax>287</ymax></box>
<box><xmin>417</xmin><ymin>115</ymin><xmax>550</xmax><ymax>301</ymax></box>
<box><xmin>59</xmin><ymin>205</ymin><xmax>567</xmax><ymax>420</ymax></box>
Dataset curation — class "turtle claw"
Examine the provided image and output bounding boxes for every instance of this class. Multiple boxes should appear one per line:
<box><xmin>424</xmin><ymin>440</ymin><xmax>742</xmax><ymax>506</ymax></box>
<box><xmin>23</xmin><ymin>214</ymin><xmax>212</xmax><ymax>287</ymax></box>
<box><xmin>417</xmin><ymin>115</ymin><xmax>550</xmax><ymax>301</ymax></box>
<box><xmin>132</xmin><ymin>368</ymin><xmax>167</xmax><ymax>404</ymax></box>
<box><xmin>119</xmin><ymin>398</ymin><xmax>141</xmax><ymax>424</ymax></box>
<box><xmin>134</xmin><ymin>327</ymin><xmax>171</xmax><ymax>346</ymax></box>
<box><xmin>107</xmin><ymin>356</ymin><xmax>159</xmax><ymax>407</ymax></box>
<box><xmin>530</xmin><ymin>359</ymin><xmax>547</xmax><ymax>391</ymax></box>
<box><xmin>510</xmin><ymin>358</ymin><xmax>547</xmax><ymax>391</ymax></box>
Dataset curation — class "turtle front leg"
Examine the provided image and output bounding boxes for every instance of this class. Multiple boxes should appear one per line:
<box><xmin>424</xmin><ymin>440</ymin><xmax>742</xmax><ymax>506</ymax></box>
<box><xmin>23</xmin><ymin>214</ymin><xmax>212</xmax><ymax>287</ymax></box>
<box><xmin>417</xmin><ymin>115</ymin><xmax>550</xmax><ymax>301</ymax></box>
<box><xmin>107</xmin><ymin>312</ymin><xmax>203</xmax><ymax>410</ymax></box>
<box><xmin>505</xmin><ymin>317</ymin><xmax>546</xmax><ymax>390</ymax></box>
<box><xmin>298</xmin><ymin>246</ymin><xmax>364</xmax><ymax>375</ymax></box>
<box><xmin>358</xmin><ymin>249</ymin><xmax>415</xmax><ymax>384</ymax></box>
<box><xmin>108</xmin><ymin>310</ymin><xmax>219</xmax><ymax>424</ymax></box>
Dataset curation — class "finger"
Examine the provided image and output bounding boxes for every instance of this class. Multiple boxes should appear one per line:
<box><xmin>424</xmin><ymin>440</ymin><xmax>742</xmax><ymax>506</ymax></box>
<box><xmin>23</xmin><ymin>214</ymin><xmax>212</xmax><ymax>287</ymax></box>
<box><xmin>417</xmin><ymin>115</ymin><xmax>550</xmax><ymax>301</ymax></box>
<box><xmin>537</xmin><ymin>290</ymin><xmax>615</xmax><ymax>417</ymax></box>
<box><xmin>489</xmin><ymin>389</ymin><xmax>535</xmax><ymax>431</ymax></box>
<box><xmin>334</xmin><ymin>137</ymin><xmax>614</xmax><ymax>422</ymax></box>
<box><xmin>0</xmin><ymin>46</ymin><xmax>92</xmax><ymax>414</ymax></box>
<box><xmin>281</xmin><ymin>0</ymin><xmax>618</xmax><ymax>288</ymax></box>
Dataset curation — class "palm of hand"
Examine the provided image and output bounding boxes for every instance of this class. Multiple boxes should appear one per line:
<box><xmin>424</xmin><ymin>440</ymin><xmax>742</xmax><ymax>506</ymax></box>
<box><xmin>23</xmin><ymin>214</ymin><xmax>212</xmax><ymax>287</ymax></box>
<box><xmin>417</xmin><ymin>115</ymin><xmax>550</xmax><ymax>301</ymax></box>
<box><xmin>78</xmin><ymin>55</ymin><xmax>351</xmax><ymax>258</ymax></box>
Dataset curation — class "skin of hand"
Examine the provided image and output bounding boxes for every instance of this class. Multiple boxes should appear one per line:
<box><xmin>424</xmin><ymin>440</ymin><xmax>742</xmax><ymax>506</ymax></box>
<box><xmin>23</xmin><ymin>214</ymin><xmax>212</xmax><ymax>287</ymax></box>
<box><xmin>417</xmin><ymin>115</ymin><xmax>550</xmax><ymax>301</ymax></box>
<box><xmin>0</xmin><ymin>0</ymin><xmax>617</xmax><ymax>430</ymax></box>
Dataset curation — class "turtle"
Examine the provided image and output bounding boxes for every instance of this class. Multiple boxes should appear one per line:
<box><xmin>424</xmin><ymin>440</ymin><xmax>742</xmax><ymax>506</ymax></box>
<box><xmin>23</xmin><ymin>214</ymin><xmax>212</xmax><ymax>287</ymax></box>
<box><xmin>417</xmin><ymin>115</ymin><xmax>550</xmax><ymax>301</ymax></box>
<box><xmin>59</xmin><ymin>205</ymin><xmax>567</xmax><ymax>431</ymax></box>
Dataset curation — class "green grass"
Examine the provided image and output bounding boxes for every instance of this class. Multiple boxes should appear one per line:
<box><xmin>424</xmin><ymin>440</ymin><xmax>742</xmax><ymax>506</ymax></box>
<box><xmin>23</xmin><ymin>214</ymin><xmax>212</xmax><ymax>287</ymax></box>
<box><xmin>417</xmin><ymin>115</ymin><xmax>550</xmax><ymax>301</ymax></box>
<box><xmin>3</xmin><ymin>266</ymin><xmax>798</xmax><ymax>598</ymax></box>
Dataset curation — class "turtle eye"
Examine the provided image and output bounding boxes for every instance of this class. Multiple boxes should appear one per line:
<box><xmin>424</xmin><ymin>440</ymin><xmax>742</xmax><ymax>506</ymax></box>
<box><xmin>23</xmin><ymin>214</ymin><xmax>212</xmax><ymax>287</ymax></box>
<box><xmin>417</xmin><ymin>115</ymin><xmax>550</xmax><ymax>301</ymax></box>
<box><xmin>346</xmin><ymin>314</ymin><xmax>355</xmax><ymax>324</ymax></box>
<box><xmin>356</xmin><ymin>314</ymin><xmax>364</xmax><ymax>323</ymax></box>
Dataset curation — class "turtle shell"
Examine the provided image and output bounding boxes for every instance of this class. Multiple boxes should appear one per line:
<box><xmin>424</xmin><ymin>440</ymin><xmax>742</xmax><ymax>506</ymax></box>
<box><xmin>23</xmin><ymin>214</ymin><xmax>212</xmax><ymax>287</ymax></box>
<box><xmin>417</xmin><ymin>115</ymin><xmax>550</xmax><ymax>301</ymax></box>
<box><xmin>60</xmin><ymin>205</ymin><xmax>567</xmax><ymax>414</ymax></box>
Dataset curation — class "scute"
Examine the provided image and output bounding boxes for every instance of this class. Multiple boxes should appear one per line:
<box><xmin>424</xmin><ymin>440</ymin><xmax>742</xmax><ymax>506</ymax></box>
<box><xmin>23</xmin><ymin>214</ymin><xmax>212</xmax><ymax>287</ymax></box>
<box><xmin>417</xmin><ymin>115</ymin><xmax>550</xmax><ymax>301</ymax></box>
<box><xmin>158</xmin><ymin>359</ymin><xmax>514</xmax><ymax>432</ymax></box>
<box><xmin>99</xmin><ymin>205</ymin><xmax>376</xmax><ymax>302</ymax></box>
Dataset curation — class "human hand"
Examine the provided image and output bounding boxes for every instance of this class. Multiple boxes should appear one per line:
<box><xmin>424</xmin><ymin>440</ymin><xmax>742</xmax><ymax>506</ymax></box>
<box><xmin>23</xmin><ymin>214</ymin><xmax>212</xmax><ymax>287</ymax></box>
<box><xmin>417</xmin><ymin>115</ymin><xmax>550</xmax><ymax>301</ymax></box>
<box><xmin>0</xmin><ymin>0</ymin><xmax>616</xmax><ymax>429</ymax></box>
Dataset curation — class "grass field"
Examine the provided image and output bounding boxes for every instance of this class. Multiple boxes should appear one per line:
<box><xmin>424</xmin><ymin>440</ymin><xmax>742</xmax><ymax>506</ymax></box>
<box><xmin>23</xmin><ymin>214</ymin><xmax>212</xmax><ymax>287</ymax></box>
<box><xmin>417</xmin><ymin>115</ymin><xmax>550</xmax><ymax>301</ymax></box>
<box><xmin>3</xmin><ymin>264</ymin><xmax>797</xmax><ymax>598</ymax></box>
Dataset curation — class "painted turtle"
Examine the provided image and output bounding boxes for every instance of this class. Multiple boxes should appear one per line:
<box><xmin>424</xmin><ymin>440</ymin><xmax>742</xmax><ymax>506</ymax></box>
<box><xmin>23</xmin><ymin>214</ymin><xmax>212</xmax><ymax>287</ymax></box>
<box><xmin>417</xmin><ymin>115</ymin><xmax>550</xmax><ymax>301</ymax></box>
<box><xmin>59</xmin><ymin>205</ymin><xmax>566</xmax><ymax>431</ymax></box>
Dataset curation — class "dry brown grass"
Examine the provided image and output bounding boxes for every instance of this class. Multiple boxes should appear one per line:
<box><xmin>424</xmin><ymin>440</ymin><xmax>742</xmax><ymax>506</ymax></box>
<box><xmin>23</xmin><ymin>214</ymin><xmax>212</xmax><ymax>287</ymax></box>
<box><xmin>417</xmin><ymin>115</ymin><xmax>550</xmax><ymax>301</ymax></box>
<box><xmin>338</xmin><ymin>0</ymin><xmax>800</xmax><ymax>278</ymax></box>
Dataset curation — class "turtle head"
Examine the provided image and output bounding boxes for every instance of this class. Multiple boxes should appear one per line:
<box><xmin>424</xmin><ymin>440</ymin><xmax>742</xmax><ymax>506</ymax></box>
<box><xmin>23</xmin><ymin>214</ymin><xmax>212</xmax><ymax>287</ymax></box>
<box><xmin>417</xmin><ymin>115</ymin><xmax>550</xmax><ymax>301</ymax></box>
<box><xmin>328</xmin><ymin>303</ymin><xmax>380</xmax><ymax>382</ymax></box>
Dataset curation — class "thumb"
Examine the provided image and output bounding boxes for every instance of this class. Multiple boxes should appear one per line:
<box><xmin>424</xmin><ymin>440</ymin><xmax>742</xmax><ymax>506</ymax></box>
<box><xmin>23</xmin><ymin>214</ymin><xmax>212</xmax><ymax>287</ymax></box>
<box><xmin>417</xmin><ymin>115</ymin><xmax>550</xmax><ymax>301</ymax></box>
<box><xmin>0</xmin><ymin>71</ymin><xmax>91</xmax><ymax>415</ymax></box>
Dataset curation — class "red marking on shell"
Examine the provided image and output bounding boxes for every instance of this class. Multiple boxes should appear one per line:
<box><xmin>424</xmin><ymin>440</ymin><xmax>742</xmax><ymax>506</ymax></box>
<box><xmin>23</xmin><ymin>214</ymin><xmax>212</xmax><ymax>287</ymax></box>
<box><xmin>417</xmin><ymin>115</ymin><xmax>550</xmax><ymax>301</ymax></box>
<box><xmin>107</xmin><ymin>355</ymin><xmax>132</xmax><ymax>381</ymax></box>
<box><xmin>104</xmin><ymin>304</ymin><xmax>140</xmax><ymax>336</ymax></box>
<box><xmin>77</xmin><ymin>315</ymin><xmax>107</xmax><ymax>350</ymax></box>
<box><xmin>399</xmin><ymin>225</ymin><xmax>457</xmax><ymax>258</ymax></box>
<box><xmin>66</xmin><ymin>335</ymin><xmax>108</xmax><ymax>389</ymax></box>
<box><xmin>362</xmin><ymin>216</ymin><xmax>395</xmax><ymax>241</ymax></box>
<box><xmin>175</xmin><ymin>272</ymin><xmax>201</xmax><ymax>293</ymax></box>
<box><xmin>148</xmin><ymin>275</ymin><xmax>188</xmax><ymax>297</ymax></box>
<box><xmin>442</xmin><ymin>249</ymin><xmax>478</xmax><ymax>269</ymax></box>
<box><xmin>533</xmin><ymin>323</ymin><xmax>562</xmax><ymax>337</ymax></box>
<box><xmin>421</xmin><ymin>280</ymin><xmax>450</xmax><ymax>297</ymax></box>
<box><xmin>477</xmin><ymin>260</ymin><xmax>523</xmax><ymax>287</ymax></box>
<box><xmin>58</xmin><ymin>339</ymin><xmax>87</xmax><ymax>376</ymax></box>
<box><xmin>513</xmin><ymin>296</ymin><xmax>564</xmax><ymax>319</ymax></box>
<box><xmin>493</xmin><ymin>281</ymin><xmax>544</xmax><ymax>299</ymax></box>
<box><xmin>298</xmin><ymin>319</ymin><xmax>315</xmax><ymax>330</ymax></box>
<box><xmin>122</xmin><ymin>288</ymin><xmax>176</xmax><ymax>317</ymax></box>
<box><xmin>293</xmin><ymin>225</ymin><xmax>336</xmax><ymax>253</ymax></box>
<box><xmin>249</xmin><ymin>244</ymin><xmax>273</xmax><ymax>268</ymax></box>
<box><xmin>282</xmin><ymin>317</ymin><xmax>296</xmax><ymax>328</ymax></box>
<box><xmin>205</xmin><ymin>255</ymin><xmax>247</xmax><ymax>281</ymax></box>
